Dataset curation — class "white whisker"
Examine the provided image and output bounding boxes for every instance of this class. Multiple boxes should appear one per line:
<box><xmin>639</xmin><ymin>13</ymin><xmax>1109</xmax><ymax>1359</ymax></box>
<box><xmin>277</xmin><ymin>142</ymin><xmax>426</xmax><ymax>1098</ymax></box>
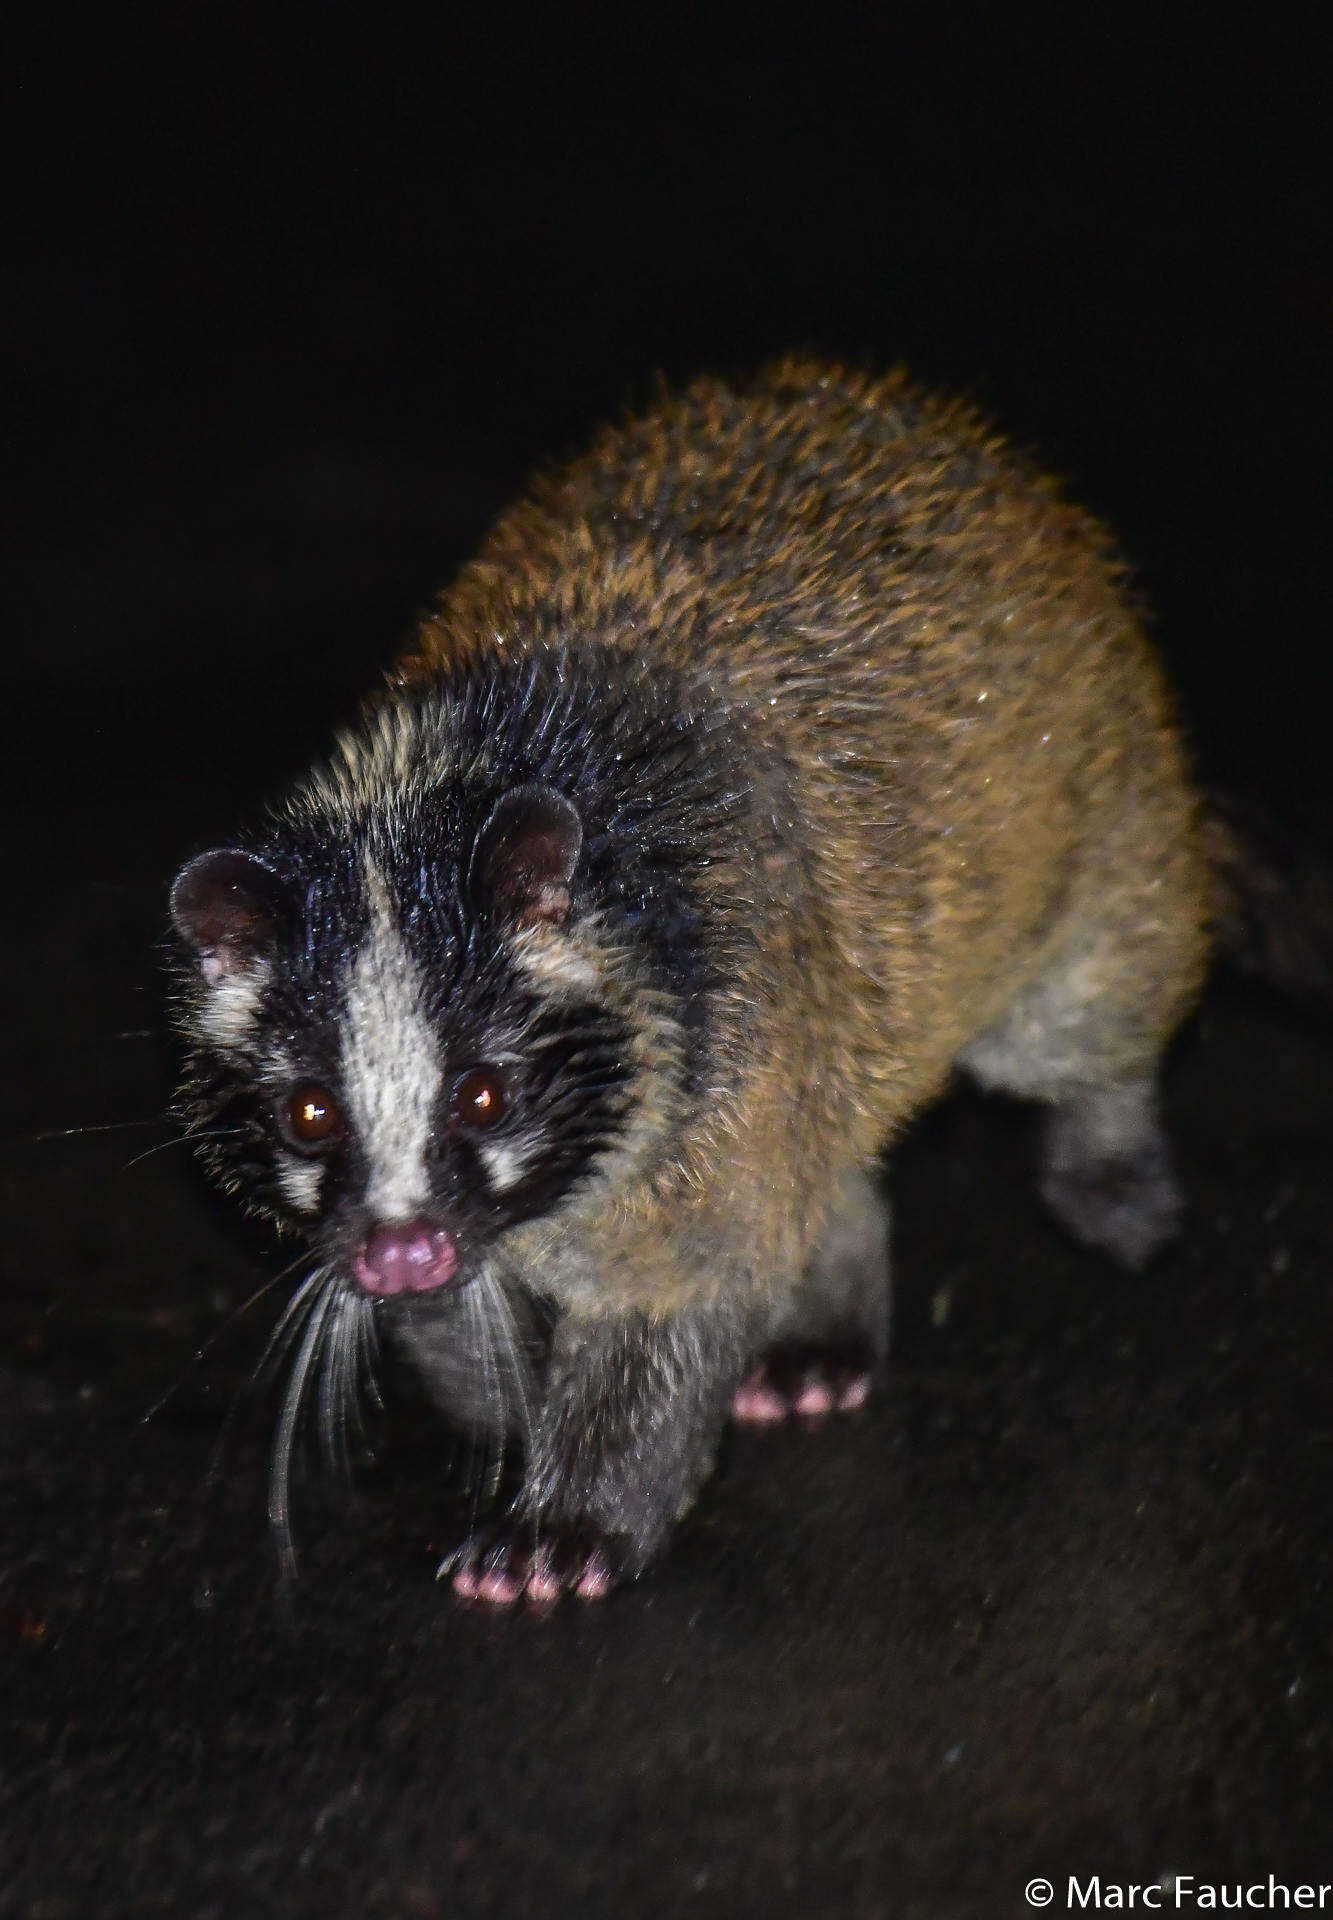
<box><xmin>249</xmin><ymin>1264</ymin><xmax>331</xmax><ymax>1394</ymax></box>
<box><xmin>359</xmin><ymin>1297</ymin><xmax>384</xmax><ymax>1414</ymax></box>
<box><xmin>462</xmin><ymin>1278</ymin><xmax>503</xmax><ymax>1515</ymax></box>
<box><xmin>327</xmin><ymin>1286</ymin><xmax>373</xmax><ymax>1469</ymax></box>
<box><xmin>268</xmin><ymin>1272</ymin><xmax>341</xmax><ymax>1580</ymax></box>
<box><xmin>480</xmin><ymin>1267</ymin><xmax>534</xmax><ymax>1450</ymax></box>
<box><xmin>18</xmin><ymin>1118</ymin><xmax>163</xmax><ymax>1145</ymax></box>
<box><xmin>123</xmin><ymin>1127</ymin><xmax>247</xmax><ymax>1171</ymax></box>
<box><xmin>330</xmin><ymin>1292</ymin><xmax>356</xmax><ymax>1462</ymax></box>
<box><xmin>317</xmin><ymin>1288</ymin><xmax>349</xmax><ymax>1477</ymax></box>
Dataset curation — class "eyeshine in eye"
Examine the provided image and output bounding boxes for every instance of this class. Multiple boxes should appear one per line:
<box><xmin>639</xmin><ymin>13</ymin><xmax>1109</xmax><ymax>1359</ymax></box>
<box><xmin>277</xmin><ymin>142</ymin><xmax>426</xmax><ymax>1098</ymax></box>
<box><xmin>282</xmin><ymin>1083</ymin><xmax>345</xmax><ymax>1150</ymax></box>
<box><xmin>452</xmin><ymin>1068</ymin><xmax>508</xmax><ymax>1130</ymax></box>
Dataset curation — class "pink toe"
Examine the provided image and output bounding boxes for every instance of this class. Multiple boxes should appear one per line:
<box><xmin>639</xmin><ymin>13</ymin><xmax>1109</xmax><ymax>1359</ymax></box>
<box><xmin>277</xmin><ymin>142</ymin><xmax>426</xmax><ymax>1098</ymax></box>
<box><xmin>837</xmin><ymin>1373</ymin><xmax>871</xmax><ymax>1410</ymax></box>
<box><xmin>732</xmin><ymin>1382</ymin><xmax>789</xmax><ymax>1423</ymax></box>
<box><xmin>794</xmin><ymin>1378</ymin><xmax>836</xmax><ymax>1416</ymax></box>
<box><xmin>452</xmin><ymin>1563</ymin><xmax>480</xmax><ymax>1600</ymax></box>
<box><xmin>525</xmin><ymin>1567</ymin><xmax>563</xmax><ymax>1604</ymax></box>
<box><xmin>476</xmin><ymin>1568</ymin><xmax>521</xmax><ymax>1604</ymax></box>
<box><xmin>575</xmin><ymin>1557</ymin><xmax>613</xmax><ymax>1600</ymax></box>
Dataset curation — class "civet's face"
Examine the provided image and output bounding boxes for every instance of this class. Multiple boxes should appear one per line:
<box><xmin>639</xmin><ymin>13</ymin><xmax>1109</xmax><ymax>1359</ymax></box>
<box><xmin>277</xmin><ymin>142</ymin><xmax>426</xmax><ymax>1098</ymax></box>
<box><xmin>170</xmin><ymin>782</ymin><xmax>637</xmax><ymax>1298</ymax></box>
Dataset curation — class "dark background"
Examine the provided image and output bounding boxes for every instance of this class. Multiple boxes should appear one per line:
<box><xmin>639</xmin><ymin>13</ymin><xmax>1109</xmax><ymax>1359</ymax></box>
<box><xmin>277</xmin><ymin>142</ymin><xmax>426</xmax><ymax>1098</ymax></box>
<box><xmin>4</xmin><ymin>10</ymin><xmax>1331</xmax><ymax>1916</ymax></box>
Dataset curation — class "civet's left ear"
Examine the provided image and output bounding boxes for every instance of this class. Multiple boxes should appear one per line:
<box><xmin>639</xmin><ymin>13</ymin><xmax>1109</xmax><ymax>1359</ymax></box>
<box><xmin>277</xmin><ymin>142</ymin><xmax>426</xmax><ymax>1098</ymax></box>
<box><xmin>169</xmin><ymin>848</ymin><xmax>285</xmax><ymax>985</ymax></box>
<box><xmin>473</xmin><ymin>784</ymin><xmax>583</xmax><ymax>928</ymax></box>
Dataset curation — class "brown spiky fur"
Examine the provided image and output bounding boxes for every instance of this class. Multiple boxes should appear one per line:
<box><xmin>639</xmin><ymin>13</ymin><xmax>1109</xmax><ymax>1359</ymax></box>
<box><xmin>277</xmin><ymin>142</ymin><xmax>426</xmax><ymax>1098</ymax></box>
<box><xmin>397</xmin><ymin>359</ymin><xmax>1210</xmax><ymax>1340</ymax></box>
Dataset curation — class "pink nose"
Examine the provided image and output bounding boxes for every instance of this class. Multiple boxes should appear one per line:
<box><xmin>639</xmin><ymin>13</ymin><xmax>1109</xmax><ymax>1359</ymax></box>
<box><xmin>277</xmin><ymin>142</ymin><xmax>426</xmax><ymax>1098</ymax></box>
<box><xmin>353</xmin><ymin>1222</ymin><xmax>459</xmax><ymax>1296</ymax></box>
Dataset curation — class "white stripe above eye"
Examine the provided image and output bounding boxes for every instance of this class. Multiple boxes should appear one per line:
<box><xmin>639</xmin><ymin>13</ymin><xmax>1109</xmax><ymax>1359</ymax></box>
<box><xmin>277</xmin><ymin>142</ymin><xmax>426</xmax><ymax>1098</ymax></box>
<box><xmin>340</xmin><ymin>860</ymin><xmax>443</xmax><ymax>1221</ymax></box>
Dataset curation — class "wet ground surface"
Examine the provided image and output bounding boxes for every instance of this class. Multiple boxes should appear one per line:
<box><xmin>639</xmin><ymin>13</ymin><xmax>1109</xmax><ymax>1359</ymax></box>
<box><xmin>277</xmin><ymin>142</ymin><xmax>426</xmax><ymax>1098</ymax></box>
<box><xmin>5</xmin><ymin>12</ymin><xmax>1332</xmax><ymax>1915</ymax></box>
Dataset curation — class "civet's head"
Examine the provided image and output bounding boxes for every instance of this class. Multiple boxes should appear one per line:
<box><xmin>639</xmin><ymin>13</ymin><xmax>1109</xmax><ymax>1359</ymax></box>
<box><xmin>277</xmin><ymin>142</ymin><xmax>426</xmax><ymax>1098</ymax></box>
<box><xmin>167</xmin><ymin>659</ymin><xmax>735</xmax><ymax>1302</ymax></box>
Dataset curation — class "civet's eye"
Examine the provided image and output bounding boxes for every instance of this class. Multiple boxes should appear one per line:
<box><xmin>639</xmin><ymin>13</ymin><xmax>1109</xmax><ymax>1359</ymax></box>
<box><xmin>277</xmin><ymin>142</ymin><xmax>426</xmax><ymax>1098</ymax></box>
<box><xmin>452</xmin><ymin>1068</ymin><xmax>508</xmax><ymax>1130</ymax></box>
<box><xmin>282</xmin><ymin>1083</ymin><xmax>345</xmax><ymax>1149</ymax></box>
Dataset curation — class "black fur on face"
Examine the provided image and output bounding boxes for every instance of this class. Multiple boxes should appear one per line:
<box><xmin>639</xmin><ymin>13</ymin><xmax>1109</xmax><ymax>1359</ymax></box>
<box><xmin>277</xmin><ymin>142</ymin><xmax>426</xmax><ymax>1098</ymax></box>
<box><xmin>169</xmin><ymin>831</ymin><xmax>639</xmax><ymax>1270</ymax></box>
<box><xmin>168</xmin><ymin>647</ymin><xmax>750</xmax><ymax>1284</ymax></box>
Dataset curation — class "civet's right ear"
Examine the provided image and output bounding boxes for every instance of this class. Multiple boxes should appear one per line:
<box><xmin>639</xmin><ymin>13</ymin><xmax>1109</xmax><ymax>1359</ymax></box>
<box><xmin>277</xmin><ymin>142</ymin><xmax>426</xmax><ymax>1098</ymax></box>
<box><xmin>169</xmin><ymin>850</ymin><xmax>283</xmax><ymax>986</ymax></box>
<box><xmin>473</xmin><ymin>784</ymin><xmax>583</xmax><ymax>930</ymax></box>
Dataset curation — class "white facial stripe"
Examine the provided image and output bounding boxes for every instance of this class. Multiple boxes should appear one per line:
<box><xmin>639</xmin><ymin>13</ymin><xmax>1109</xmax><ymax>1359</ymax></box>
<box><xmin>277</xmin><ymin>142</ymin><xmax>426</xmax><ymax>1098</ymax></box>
<box><xmin>198</xmin><ymin>961</ymin><xmax>270</xmax><ymax>1054</ymax></box>
<box><xmin>478</xmin><ymin>1137</ymin><xmax>536</xmax><ymax>1194</ymax></box>
<box><xmin>340</xmin><ymin>861</ymin><xmax>442</xmax><ymax>1221</ymax></box>
<box><xmin>276</xmin><ymin>1155</ymin><xmax>324</xmax><ymax>1215</ymax></box>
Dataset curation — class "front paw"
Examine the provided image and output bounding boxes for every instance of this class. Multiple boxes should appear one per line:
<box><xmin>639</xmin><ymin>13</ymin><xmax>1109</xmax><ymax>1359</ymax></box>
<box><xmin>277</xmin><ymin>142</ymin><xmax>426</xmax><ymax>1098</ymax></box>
<box><xmin>439</xmin><ymin>1521</ymin><xmax>626</xmax><ymax>1606</ymax></box>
